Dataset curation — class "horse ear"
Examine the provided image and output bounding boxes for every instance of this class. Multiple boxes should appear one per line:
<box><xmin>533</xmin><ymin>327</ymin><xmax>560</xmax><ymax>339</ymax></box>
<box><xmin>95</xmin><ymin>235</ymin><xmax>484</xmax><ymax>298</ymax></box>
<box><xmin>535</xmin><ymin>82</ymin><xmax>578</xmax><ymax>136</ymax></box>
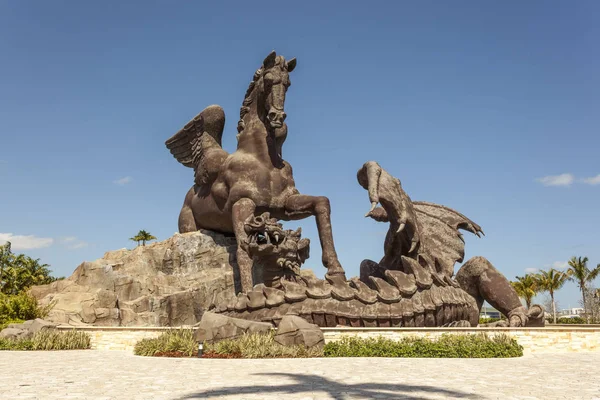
<box><xmin>263</xmin><ymin>51</ymin><xmax>277</xmax><ymax>69</ymax></box>
<box><xmin>286</xmin><ymin>58</ymin><xmax>297</xmax><ymax>72</ymax></box>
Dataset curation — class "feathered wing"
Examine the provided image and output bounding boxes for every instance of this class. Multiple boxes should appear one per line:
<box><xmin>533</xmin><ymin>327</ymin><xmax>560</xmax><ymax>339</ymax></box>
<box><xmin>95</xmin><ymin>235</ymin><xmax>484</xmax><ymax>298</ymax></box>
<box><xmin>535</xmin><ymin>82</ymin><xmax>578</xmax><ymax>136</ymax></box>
<box><xmin>165</xmin><ymin>105</ymin><xmax>227</xmax><ymax>186</ymax></box>
<box><xmin>413</xmin><ymin>201</ymin><xmax>484</xmax><ymax>277</ymax></box>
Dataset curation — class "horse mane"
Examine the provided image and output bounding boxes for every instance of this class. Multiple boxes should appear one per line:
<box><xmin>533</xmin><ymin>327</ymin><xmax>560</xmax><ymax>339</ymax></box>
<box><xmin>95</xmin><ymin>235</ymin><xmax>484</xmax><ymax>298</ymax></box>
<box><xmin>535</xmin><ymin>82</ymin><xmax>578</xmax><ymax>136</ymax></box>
<box><xmin>237</xmin><ymin>55</ymin><xmax>287</xmax><ymax>138</ymax></box>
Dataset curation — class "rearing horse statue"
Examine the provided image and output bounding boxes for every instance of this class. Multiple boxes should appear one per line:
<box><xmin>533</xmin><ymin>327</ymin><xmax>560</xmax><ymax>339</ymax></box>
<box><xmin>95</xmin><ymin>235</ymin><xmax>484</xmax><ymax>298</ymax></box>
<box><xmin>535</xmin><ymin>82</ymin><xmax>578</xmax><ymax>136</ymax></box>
<box><xmin>165</xmin><ymin>51</ymin><xmax>346</xmax><ymax>293</ymax></box>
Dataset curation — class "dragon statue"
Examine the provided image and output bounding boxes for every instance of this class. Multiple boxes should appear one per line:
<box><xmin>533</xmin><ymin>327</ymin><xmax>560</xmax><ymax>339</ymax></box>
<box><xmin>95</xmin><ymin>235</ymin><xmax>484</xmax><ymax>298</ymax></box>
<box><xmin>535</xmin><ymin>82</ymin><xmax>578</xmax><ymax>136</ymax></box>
<box><xmin>167</xmin><ymin>52</ymin><xmax>543</xmax><ymax>328</ymax></box>
<box><xmin>213</xmin><ymin>163</ymin><xmax>544</xmax><ymax>328</ymax></box>
<box><xmin>165</xmin><ymin>51</ymin><xmax>345</xmax><ymax>294</ymax></box>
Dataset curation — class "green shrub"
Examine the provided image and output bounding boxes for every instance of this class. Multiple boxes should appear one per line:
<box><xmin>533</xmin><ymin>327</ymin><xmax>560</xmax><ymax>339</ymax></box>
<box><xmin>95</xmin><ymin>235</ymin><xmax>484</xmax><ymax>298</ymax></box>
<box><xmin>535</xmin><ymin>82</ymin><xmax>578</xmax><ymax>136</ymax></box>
<box><xmin>554</xmin><ymin>317</ymin><xmax>586</xmax><ymax>324</ymax></box>
<box><xmin>134</xmin><ymin>330</ymin><xmax>323</xmax><ymax>358</ymax></box>
<box><xmin>0</xmin><ymin>330</ymin><xmax>90</xmax><ymax>350</ymax></box>
<box><xmin>478</xmin><ymin>317</ymin><xmax>505</xmax><ymax>324</ymax></box>
<box><xmin>205</xmin><ymin>331</ymin><xmax>323</xmax><ymax>359</ymax></box>
<box><xmin>323</xmin><ymin>333</ymin><xmax>523</xmax><ymax>358</ymax></box>
<box><xmin>134</xmin><ymin>329</ymin><xmax>197</xmax><ymax>357</ymax></box>
<box><xmin>0</xmin><ymin>292</ymin><xmax>52</xmax><ymax>328</ymax></box>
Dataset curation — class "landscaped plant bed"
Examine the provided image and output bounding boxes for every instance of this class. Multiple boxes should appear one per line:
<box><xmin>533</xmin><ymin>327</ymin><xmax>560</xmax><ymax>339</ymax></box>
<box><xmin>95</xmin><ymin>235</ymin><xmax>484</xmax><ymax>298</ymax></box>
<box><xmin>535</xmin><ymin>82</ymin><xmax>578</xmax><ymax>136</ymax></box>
<box><xmin>134</xmin><ymin>329</ymin><xmax>523</xmax><ymax>358</ymax></box>
<box><xmin>0</xmin><ymin>330</ymin><xmax>91</xmax><ymax>351</ymax></box>
<box><xmin>324</xmin><ymin>334</ymin><xmax>523</xmax><ymax>358</ymax></box>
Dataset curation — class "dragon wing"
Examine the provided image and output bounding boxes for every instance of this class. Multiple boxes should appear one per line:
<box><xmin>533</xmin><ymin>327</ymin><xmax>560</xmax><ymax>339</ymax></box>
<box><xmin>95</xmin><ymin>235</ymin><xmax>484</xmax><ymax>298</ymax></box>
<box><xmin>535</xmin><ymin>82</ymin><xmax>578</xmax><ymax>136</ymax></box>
<box><xmin>165</xmin><ymin>105</ymin><xmax>226</xmax><ymax>185</ymax></box>
<box><xmin>413</xmin><ymin>201</ymin><xmax>484</xmax><ymax>276</ymax></box>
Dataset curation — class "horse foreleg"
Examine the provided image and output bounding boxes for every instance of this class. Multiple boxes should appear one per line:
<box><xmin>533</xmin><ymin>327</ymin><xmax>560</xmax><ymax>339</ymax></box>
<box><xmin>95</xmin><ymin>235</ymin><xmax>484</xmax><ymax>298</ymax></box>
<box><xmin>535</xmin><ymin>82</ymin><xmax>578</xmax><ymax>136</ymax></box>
<box><xmin>284</xmin><ymin>194</ymin><xmax>346</xmax><ymax>278</ymax></box>
<box><xmin>232</xmin><ymin>198</ymin><xmax>256</xmax><ymax>293</ymax></box>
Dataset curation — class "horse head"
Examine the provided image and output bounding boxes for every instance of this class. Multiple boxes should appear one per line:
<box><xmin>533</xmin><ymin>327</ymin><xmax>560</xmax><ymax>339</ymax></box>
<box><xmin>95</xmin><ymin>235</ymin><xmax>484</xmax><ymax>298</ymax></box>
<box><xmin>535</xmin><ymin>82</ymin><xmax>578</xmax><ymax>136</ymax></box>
<box><xmin>258</xmin><ymin>51</ymin><xmax>296</xmax><ymax>130</ymax></box>
<box><xmin>238</xmin><ymin>51</ymin><xmax>296</xmax><ymax>136</ymax></box>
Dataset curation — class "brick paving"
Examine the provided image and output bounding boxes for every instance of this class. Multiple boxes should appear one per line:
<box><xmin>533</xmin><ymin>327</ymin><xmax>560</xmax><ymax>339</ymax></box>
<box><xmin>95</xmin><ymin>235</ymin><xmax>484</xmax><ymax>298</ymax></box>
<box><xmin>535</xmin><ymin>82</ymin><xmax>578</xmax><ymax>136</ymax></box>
<box><xmin>1</xmin><ymin>351</ymin><xmax>599</xmax><ymax>399</ymax></box>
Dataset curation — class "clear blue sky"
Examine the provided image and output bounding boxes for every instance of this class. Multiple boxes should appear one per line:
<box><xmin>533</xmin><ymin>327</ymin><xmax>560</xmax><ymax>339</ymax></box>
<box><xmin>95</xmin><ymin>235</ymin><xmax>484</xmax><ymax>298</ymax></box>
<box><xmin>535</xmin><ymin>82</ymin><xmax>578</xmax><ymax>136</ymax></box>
<box><xmin>1</xmin><ymin>1</ymin><xmax>598</xmax><ymax>310</ymax></box>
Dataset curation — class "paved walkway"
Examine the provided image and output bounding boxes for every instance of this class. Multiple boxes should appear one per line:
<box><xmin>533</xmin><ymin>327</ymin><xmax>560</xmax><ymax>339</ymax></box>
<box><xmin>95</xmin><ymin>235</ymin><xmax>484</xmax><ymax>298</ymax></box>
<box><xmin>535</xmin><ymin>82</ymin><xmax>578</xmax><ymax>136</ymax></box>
<box><xmin>1</xmin><ymin>351</ymin><xmax>599</xmax><ymax>399</ymax></box>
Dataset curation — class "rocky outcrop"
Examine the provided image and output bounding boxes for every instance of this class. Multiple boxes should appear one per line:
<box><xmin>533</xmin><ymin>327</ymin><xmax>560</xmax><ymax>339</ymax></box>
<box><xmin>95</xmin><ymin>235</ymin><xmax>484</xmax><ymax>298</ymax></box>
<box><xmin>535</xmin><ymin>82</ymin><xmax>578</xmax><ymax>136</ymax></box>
<box><xmin>0</xmin><ymin>319</ymin><xmax>57</xmax><ymax>340</ymax></box>
<box><xmin>274</xmin><ymin>315</ymin><xmax>324</xmax><ymax>349</ymax></box>
<box><xmin>30</xmin><ymin>231</ymin><xmax>241</xmax><ymax>327</ymax></box>
<box><xmin>194</xmin><ymin>312</ymin><xmax>272</xmax><ymax>344</ymax></box>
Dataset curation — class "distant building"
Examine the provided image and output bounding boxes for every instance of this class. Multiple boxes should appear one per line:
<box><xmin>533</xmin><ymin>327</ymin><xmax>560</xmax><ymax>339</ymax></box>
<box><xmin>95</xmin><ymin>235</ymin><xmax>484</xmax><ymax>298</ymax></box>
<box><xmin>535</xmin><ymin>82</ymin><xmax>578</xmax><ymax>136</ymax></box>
<box><xmin>479</xmin><ymin>306</ymin><xmax>501</xmax><ymax>319</ymax></box>
<box><xmin>557</xmin><ymin>308</ymin><xmax>584</xmax><ymax>318</ymax></box>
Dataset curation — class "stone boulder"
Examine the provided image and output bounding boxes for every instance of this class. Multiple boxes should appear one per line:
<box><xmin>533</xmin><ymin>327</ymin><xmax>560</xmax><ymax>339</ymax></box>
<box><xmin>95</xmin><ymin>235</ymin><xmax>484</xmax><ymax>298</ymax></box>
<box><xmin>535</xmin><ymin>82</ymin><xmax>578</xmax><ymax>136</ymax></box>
<box><xmin>274</xmin><ymin>315</ymin><xmax>324</xmax><ymax>349</ymax></box>
<box><xmin>194</xmin><ymin>311</ymin><xmax>272</xmax><ymax>344</ymax></box>
<box><xmin>29</xmin><ymin>231</ymin><xmax>243</xmax><ymax>327</ymax></box>
<box><xmin>0</xmin><ymin>318</ymin><xmax>57</xmax><ymax>340</ymax></box>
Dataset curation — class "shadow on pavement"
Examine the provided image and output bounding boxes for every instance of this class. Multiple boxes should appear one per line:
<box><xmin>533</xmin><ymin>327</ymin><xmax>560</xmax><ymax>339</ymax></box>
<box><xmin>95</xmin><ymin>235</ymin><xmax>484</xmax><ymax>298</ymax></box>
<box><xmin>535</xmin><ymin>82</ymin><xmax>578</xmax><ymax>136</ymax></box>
<box><xmin>179</xmin><ymin>372</ymin><xmax>484</xmax><ymax>399</ymax></box>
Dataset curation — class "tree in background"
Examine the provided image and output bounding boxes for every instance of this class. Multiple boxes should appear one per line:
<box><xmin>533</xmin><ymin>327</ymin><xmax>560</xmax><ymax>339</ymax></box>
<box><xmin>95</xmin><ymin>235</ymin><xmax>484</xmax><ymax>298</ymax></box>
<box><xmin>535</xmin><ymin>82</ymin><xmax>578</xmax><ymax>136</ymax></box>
<box><xmin>534</xmin><ymin>268</ymin><xmax>569</xmax><ymax>324</ymax></box>
<box><xmin>511</xmin><ymin>274</ymin><xmax>538</xmax><ymax>308</ymax></box>
<box><xmin>567</xmin><ymin>256</ymin><xmax>600</xmax><ymax>322</ymax></box>
<box><xmin>0</xmin><ymin>241</ymin><xmax>61</xmax><ymax>295</ymax></box>
<box><xmin>129</xmin><ymin>230</ymin><xmax>157</xmax><ymax>247</ymax></box>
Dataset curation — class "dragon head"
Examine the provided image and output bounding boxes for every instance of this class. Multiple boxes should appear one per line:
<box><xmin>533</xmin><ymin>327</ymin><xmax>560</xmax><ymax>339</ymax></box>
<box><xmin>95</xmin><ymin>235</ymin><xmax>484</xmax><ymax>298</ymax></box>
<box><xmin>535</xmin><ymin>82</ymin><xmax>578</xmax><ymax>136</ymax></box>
<box><xmin>242</xmin><ymin>212</ymin><xmax>310</xmax><ymax>280</ymax></box>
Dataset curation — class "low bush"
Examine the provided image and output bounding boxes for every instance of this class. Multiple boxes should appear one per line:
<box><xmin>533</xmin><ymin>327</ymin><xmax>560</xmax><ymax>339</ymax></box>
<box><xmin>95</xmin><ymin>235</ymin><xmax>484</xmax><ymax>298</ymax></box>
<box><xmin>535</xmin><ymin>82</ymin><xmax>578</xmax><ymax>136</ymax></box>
<box><xmin>0</xmin><ymin>292</ymin><xmax>52</xmax><ymax>329</ymax></box>
<box><xmin>134</xmin><ymin>330</ymin><xmax>323</xmax><ymax>358</ymax></box>
<box><xmin>478</xmin><ymin>317</ymin><xmax>505</xmax><ymax>324</ymax></box>
<box><xmin>323</xmin><ymin>333</ymin><xmax>523</xmax><ymax>358</ymax></box>
<box><xmin>205</xmin><ymin>332</ymin><xmax>323</xmax><ymax>358</ymax></box>
<box><xmin>554</xmin><ymin>317</ymin><xmax>586</xmax><ymax>324</ymax></box>
<box><xmin>0</xmin><ymin>330</ymin><xmax>90</xmax><ymax>350</ymax></box>
<box><xmin>134</xmin><ymin>329</ymin><xmax>197</xmax><ymax>357</ymax></box>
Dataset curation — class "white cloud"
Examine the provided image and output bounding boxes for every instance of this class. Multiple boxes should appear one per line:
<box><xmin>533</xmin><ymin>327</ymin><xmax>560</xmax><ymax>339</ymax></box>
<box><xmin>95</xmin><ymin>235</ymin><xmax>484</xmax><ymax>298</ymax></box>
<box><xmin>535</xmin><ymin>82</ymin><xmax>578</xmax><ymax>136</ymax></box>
<box><xmin>550</xmin><ymin>261</ymin><xmax>568</xmax><ymax>270</ymax></box>
<box><xmin>581</xmin><ymin>174</ymin><xmax>600</xmax><ymax>186</ymax></box>
<box><xmin>113</xmin><ymin>176</ymin><xmax>133</xmax><ymax>186</ymax></box>
<box><xmin>59</xmin><ymin>237</ymin><xmax>88</xmax><ymax>250</ymax></box>
<box><xmin>0</xmin><ymin>233</ymin><xmax>53</xmax><ymax>250</ymax></box>
<box><xmin>536</xmin><ymin>173</ymin><xmax>574</xmax><ymax>187</ymax></box>
<box><xmin>525</xmin><ymin>268</ymin><xmax>538</xmax><ymax>274</ymax></box>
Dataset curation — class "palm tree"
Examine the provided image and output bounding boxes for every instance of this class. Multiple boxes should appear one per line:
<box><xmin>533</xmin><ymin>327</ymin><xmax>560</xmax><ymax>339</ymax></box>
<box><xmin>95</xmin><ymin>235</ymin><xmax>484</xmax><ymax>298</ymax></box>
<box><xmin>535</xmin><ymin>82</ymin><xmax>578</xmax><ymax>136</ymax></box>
<box><xmin>567</xmin><ymin>256</ymin><xmax>600</xmax><ymax>322</ymax></box>
<box><xmin>129</xmin><ymin>234</ymin><xmax>141</xmax><ymax>247</ymax></box>
<box><xmin>130</xmin><ymin>230</ymin><xmax>157</xmax><ymax>247</ymax></box>
<box><xmin>535</xmin><ymin>268</ymin><xmax>569</xmax><ymax>324</ymax></box>
<box><xmin>511</xmin><ymin>274</ymin><xmax>538</xmax><ymax>308</ymax></box>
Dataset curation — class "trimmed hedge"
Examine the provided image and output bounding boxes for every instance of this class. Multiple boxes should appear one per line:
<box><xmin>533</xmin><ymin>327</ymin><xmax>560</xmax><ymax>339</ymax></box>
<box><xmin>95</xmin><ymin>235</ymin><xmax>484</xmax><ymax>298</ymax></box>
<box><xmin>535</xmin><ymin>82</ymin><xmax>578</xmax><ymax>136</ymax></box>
<box><xmin>205</xmin><ymin>331</ymin><xmax>322</xmax><ymax>358</ymax></box>
<box><xmin>323</xmin><ymin>334</ymin><xmax>523</xmax><ymax>358</ymax></box>
<box><xmin>554</xmin><ymin>317</ymin><xmax>586</xmax><ymax>324</ymax></box>
<box><xmin>134</xmin><ymin>331</ymin><xmax>522</xmax><ymax>358</ymax></box>
<box><xmin>0</xmin><ymin>330</ymin><xmax>91</xmax><ymax>350</ymax></box>
<box><xmin>134</xmin><ymin>329</ymin><xmax>197</xmax><ymax>357</ymax></box>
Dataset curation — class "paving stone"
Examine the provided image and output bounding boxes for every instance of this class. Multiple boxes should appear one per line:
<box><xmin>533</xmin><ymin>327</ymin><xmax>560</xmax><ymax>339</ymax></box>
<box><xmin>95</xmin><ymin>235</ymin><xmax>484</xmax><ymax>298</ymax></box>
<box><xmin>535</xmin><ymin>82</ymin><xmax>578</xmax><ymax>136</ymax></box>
<box><xmin>0</xmin><ymin>351</ymin><xmax>599</xmax><ymax>399</ymax></box>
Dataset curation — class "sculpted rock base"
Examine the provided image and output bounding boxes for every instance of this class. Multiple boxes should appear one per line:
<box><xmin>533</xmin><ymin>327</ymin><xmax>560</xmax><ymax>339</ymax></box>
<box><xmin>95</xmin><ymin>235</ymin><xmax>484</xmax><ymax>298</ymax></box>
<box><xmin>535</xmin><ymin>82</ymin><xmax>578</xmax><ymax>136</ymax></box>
<box><xmin>274</xmin><ymin>315</ymin><xmax>324</xmax><ymax>349</ymax></box>
<box><xmin>193</xmin><ymin>312</ymin><xmax>272</xmax><ymax>344</ymax></box>
<box><xmin>0</xmin><ymin>318</ymin><xmax>57</xmax><ymax>340</ymax></box>
<box><xmin>30</xmin><ymin>231</ymin><xmax>240</xmax><ymax>327</ymax></box>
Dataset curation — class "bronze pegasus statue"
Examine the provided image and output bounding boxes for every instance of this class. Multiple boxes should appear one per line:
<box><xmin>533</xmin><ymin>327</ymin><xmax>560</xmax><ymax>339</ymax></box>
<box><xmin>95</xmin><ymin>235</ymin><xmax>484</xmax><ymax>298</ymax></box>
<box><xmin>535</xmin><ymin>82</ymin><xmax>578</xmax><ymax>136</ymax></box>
<box><xmin>165</xmin><ymin>51</ymin><xmax>345</xmax><ymax>293</ymax></box>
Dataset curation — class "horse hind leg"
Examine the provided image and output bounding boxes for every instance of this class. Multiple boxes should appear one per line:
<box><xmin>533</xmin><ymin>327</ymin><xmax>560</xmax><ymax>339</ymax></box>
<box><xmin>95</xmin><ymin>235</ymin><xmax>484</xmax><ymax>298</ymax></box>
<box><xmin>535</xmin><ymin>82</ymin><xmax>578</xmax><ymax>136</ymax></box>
<box><xmin>178</xmin><ymin>188</ymin><xmax>198</xmax><ymax>233</ymax></box>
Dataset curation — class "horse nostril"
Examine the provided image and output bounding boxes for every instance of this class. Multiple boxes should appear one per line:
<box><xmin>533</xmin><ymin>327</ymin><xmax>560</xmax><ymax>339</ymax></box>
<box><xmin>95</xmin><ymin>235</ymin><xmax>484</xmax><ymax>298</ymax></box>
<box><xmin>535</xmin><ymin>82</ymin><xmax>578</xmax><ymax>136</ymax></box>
<box><xmin>282</xmin><ymin>113</ymin><xmax>287</xmax><ymax>121</ymax></box>
<box><xmin>268</xmin><ymin>112</ymin><xmax>277</xmax><ymax>120</ymax></box>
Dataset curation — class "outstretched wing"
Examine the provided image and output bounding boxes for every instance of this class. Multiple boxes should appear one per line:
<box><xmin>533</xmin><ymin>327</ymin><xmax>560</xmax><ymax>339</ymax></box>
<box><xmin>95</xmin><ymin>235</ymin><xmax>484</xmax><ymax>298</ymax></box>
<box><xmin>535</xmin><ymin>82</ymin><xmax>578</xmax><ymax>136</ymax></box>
<box><xmin>165</xmin><ymin>105</ymin><xmax>226</xmax><ymax>185</ymax></box>
<box><xmin>413</xmin><ymin>201</ymin><xmax>484</xmax><ymax>277</ymax></box>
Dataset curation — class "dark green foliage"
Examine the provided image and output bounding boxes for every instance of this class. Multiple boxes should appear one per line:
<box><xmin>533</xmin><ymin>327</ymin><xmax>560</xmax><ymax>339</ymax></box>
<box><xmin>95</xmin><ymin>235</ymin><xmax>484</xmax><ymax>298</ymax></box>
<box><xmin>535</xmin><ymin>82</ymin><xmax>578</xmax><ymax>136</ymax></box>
<box><xmin>323</xmin><ymin>334</ymin><xmax>523</xmax><ymax>358</ymax></box>
<box><xmin>0</xmin><ymin>241</ymin><xmax>62</xmax><ymax>295</ymax></box>
<box><xmin>0</xmin><ymin>330</ymin><xmax>90</xmax><ymax>350</ymax></box>
<box><xmin>479</xmin><ymin>317</ymin><xmax>504</xmax><ymax>324</ymax></box>
<box><xmin>0</xmin><ymin>292</ymin><xmax>52</xmax><ymax>328</ymax></box>
<box><xmin>554</xmin><ymin>317</ymin><xmax>586</xmax><ymax>324</ymax></box>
